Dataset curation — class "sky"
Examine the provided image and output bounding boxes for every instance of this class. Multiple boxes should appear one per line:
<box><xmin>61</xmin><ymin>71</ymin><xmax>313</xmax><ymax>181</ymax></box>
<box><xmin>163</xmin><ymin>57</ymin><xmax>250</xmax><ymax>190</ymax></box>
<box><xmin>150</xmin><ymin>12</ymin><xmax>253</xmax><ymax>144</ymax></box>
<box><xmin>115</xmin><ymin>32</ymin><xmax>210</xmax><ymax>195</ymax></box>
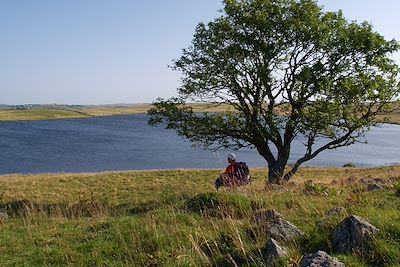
<box><xmin>1</xmin><ymin>0</ymin><xmax>400</xmax><ymax>105</ymax></box>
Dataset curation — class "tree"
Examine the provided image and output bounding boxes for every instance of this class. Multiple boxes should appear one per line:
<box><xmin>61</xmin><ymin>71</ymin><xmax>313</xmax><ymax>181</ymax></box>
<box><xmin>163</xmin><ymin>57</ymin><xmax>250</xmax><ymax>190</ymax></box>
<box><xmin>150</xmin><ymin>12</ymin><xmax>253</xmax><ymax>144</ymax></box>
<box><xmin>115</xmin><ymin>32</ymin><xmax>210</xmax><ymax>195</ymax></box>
<box><xmin>148</xmin><ymin>0</ymin><xmax>400</xmax><ymax>184</ymax></box>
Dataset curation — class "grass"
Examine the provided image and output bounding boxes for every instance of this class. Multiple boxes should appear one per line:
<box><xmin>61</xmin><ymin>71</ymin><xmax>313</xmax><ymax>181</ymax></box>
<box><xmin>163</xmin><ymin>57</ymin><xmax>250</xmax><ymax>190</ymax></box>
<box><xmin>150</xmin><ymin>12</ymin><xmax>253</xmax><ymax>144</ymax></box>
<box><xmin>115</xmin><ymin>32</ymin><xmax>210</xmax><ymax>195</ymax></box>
<box><xmin>3</xmin><ymin>103</ymin><xmax>400</xmax><ymax>124</ymax></box>
<box><xmin>0</xmin><ymin>166</ymin><xmax>399</xmax><ymax>266</ymax></box>
<box><xmin>0</xmin><ymin>109</ymin><xmax>92</xmax><ymax>121</ymax></box>
<box><xmin>0</xmin><ymin>103</ymin><xmax>234</xmax><ymax>122</ymax></box>
<box><xmin>377</xmin><ymin>109</ymin><xmax>400</xmax><ymax>124</ymax></box>
<box><xmin>0</xmin><ymin>105</ymin><xmax>149</xmax><ymax>121</ymax></box>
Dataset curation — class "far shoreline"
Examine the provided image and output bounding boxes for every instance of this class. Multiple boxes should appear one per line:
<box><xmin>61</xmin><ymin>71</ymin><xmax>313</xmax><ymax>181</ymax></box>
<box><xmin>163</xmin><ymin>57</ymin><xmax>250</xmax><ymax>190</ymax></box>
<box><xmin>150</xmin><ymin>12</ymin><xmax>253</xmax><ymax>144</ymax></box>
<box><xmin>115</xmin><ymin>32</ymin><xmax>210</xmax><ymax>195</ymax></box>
<box><xmin>0</xmin><ymin>103</ymin><xmax>232</xmax><ymax>122</ymax></box>
<box><xmin>1</xmin><ymin>103</ymin><xmax>399</xmax><ymax>124</ymax></box>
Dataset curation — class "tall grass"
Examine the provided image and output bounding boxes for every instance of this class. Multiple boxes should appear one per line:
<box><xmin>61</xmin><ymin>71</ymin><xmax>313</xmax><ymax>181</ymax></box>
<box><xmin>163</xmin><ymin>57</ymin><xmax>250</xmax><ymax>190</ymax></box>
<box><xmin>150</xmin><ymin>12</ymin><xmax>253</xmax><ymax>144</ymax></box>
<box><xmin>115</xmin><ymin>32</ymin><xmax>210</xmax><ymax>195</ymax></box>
<box><xmin>0</xmin><ymin>166</ymin><xmax>399</xmax><ymax>266</ymax></box>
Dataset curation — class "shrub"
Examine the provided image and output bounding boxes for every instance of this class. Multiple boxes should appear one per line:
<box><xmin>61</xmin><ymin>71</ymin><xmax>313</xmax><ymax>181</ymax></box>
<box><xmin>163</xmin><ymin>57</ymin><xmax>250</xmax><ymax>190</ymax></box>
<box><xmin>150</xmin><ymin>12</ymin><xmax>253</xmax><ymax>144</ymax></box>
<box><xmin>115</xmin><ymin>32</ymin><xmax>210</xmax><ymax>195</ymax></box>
<box><xmin>342</xmin><ymin>163</ymin><xmax>356</xmax><ymax>168</ymax></box>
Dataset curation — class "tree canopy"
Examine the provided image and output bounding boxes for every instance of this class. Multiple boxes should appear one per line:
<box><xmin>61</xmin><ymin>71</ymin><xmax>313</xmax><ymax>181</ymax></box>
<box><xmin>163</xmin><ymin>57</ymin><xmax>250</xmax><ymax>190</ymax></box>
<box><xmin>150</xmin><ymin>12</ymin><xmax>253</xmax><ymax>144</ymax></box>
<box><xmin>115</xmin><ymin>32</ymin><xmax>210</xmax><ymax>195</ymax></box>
<box><xmin>148</xmin><ymin>0</ymin><xmax>400</xmax><ymax>184</ymax></box>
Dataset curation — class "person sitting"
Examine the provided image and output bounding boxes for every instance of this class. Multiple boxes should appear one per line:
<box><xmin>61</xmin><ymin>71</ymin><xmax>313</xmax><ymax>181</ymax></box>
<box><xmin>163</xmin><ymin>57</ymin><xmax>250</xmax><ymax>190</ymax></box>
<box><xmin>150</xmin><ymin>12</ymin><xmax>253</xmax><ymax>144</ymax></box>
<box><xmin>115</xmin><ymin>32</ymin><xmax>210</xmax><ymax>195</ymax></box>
<box><xmin>215</xmin><ymin>153</ymin><xmax>251</xmax><ymax>190</ymax></box>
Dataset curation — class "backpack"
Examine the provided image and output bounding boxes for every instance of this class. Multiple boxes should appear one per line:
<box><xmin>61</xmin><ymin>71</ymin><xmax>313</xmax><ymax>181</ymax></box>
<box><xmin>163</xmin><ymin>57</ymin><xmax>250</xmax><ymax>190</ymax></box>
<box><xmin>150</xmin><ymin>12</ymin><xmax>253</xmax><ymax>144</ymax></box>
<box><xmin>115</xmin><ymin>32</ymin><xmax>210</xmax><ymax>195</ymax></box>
<box><xmin>215</xmin><ymin>162</ymin><xmax>251</xmax><ymax>190</ymax></box>
<box><xmin>234</xmin><ymin>162</ymin><xmax>250</xmax><ymax>181</ymax></box>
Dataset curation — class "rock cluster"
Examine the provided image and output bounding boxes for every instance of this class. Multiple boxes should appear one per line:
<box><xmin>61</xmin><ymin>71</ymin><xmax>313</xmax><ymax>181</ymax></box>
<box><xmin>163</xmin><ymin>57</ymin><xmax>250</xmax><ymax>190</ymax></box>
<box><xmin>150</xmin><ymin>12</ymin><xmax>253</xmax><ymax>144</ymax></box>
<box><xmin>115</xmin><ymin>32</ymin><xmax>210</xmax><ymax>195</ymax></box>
<box><xmin>257</xmin><ymin>211</ymin><xmax>379</xmax><ymax>266</ymax></box>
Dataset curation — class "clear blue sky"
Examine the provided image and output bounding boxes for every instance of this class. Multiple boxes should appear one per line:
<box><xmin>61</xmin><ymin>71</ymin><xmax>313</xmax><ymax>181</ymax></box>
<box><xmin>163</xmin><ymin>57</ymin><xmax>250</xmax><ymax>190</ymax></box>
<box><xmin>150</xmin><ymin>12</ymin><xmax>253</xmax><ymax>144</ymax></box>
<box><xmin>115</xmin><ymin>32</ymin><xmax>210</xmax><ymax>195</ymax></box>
<box><xmin>1</xmin><ymin>0</ymin><xmax>399</xmax><ymax>105</ymax></box>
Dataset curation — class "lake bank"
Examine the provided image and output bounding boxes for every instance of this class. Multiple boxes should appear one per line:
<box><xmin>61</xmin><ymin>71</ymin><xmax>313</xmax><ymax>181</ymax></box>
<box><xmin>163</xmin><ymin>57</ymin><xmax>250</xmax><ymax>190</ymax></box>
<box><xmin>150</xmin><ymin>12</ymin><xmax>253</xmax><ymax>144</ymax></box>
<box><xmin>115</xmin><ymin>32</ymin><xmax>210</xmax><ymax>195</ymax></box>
<box><xmin>2</xmin><ymin>164</ymin><xmax>400</xmax><ymax>185</ymax></box>
<box><xmin>0</xmin><ymin>166</ymin><xmax>399</xmax><ymax>266</ymax></box>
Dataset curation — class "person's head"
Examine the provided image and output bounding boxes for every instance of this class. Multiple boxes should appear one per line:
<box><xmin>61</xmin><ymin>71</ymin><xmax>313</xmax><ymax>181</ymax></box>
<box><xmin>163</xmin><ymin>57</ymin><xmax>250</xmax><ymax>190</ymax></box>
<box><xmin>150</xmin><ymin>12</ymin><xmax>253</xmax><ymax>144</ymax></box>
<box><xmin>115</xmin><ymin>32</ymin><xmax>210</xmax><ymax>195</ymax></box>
<box><xmin>227</xmin><ymin>153</ymin><xmax>236</xmax><ymax>163</ymax></box>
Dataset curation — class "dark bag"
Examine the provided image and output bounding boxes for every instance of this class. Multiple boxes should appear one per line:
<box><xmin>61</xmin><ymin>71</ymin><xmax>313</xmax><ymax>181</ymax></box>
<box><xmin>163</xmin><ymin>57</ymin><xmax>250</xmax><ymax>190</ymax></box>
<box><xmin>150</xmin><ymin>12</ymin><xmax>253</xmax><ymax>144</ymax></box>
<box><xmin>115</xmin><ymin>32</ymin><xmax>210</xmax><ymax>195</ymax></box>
<box><xmin>215</xmin><ymin>162</ymin><xmax>251</xmax><ymax>190</ymax></box>
<box><xmin>234</xmin><ymin>162</ymin><xmax>250</xmax><ymax>181</ymax></box>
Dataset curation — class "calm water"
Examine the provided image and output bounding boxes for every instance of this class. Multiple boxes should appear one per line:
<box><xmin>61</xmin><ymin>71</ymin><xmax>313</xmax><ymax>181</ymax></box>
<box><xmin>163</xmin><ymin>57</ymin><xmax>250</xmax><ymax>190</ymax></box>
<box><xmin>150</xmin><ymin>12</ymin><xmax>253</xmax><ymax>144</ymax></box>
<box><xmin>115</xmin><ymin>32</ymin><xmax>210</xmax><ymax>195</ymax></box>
<box><xmin>1</xmin><ymin>114</ymin><xmax>400</xmax><ymax>175</ymax></box>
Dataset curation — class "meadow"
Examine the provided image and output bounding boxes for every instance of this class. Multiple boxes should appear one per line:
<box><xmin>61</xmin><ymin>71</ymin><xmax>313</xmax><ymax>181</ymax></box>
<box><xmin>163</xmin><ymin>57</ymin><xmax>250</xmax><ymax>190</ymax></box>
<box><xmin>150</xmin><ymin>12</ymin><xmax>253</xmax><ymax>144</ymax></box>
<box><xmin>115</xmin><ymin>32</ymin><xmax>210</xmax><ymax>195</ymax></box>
<box><xmin>2</xmin><ymin>103</ymin><xmax>399</xmax><ymax>124</ymax></box>
<box><xmin>0</xmin><ymin>104</ymin><xmax>233</xmax><ymax>122</ymax></box>
<box><xmin>0</xmin><ymin>166</ymin><xmax>399</xmax><ymax>266</ymax></box>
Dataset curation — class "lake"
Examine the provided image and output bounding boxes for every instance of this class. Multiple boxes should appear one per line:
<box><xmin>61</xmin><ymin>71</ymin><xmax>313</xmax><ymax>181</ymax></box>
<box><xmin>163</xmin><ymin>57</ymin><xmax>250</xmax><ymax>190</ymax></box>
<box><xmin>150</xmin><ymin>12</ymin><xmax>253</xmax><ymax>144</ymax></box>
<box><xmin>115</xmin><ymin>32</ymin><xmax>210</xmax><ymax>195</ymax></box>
<box><xmin>0</xmin><ymin>114</ymin><xmax>399</xmax><ymax>175</ymax></box>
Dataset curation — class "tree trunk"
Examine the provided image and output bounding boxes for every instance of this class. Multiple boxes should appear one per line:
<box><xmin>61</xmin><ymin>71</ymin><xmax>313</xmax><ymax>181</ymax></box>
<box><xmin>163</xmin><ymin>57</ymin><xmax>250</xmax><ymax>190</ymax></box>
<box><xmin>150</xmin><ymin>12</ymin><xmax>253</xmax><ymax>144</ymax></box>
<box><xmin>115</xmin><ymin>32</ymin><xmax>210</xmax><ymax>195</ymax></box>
<box><xmin>268</xmin><ymin>157</ymin><xmax>303</xmax><ymax>184</ymax></box>
<box><xmin>283</xmin><ymin>158</ymin><xmax>308</xmax><ymax>182</ymax></box>
<box><xmin>283</xmin><ymin>163</ymin><xmax>300</xmax><ymax>182</ymax></box>
<box><xmin>267</xmin><ymin>144</ymin><xmax>291</xmax><ymax>184</ymax></box>
<box><xmin>268</xmin><ymin>163</ymin><xmax>285</xmax><ymax>184</ymax></box>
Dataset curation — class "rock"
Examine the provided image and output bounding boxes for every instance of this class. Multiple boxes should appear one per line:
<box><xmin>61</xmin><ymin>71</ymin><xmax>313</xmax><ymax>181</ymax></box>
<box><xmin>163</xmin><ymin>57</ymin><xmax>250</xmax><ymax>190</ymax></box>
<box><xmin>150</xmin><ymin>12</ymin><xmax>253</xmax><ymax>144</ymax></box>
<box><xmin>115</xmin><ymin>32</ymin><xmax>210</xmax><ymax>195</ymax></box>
<box><xmin>331</xmin><ymin>215</ymin><xmax>379</xmax><ymax>254</ymax></box>
<box><xmin>367</xmin><ymin>183</ymin><xmax>384</xmax><ymax>191</ymax></box>
<box><xmin>346</xmin><ymin>176</ymin><xmax>358</xmax><ymax>184</ymax></box>
<box><xmin>372</xmin><ymin>178</ymin><xmax>385</xmax><ymax>184</ymax></box>
<box><xmin>254</xmin><ymin>209</ymin><xmax>282</xmax><ymax>223</ymax></box>
<box><xmin>300</xmin><ymin>251</ymin><xmax>345</xmax><ymax>267</ymax></box>
<box><xmin>267</xmin><ymin>219</ymin><xmax>304</xmax><ymax>242</ymax></box>
<box><xmin>263</xmin><ymin>238</ymin><xmax>288</xmax><ymax>264</ymax></box>
<box><xmin>325</xmin><ymin>207</ymin><xmax>347</xmax><ymax>217</ymax></box>
<box><xmin>254</xmin><ymin>210</ymin><xmax>304</xmax><ymax>241</ymax></box>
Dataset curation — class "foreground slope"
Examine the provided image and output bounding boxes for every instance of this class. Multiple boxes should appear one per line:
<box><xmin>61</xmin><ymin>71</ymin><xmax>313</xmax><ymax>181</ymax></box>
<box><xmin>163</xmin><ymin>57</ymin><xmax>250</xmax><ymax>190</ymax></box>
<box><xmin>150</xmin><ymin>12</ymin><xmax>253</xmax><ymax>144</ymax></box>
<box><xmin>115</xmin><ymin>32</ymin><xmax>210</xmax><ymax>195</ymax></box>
<box><xmin>0</xmin><ymin>167</ymin><xmax>399</xmax><ymax>266</ymax></box>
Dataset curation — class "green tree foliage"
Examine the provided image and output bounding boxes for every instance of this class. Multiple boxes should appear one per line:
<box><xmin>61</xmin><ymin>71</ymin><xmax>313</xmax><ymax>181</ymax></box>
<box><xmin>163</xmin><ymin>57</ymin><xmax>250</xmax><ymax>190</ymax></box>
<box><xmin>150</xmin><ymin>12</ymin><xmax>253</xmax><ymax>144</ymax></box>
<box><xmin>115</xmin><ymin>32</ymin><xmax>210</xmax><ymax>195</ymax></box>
<box><xmin>148</xmin><ymin>0</ymin><xmax>400</xmax><ymax>184</ymax></box>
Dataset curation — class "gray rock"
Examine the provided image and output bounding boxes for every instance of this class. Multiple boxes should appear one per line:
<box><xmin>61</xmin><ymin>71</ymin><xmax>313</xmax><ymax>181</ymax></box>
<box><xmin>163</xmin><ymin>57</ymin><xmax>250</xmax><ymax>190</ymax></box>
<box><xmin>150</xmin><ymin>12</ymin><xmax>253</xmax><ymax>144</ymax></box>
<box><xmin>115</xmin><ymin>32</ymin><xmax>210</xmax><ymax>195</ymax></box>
<box><xmin>263</xmin><ymin>238</ymin><xmax>288</xmax><ymax>264</ymax></box>
<box><xmin>300</xmin><ymin>251</ymin><xmax>345</xmax><ymax>267</ymax></box>
<box><xmin>254</xmin><ymin>209</ymin><xmax>283</xmax><ymax>223</ymax></box>
<box><xmin>254</xmin><ymin>209</ymin><xmax>304</xmax><ymax>241</ymax></box>
<box><xmin>331</xmin><ymin>215</ymin><xmax>379</xmax><ymax>254</ymax></box>
<box><xmin>325</xmin><ymin>207</ymin><xmax>347</xmax><ymax>217</ymax></box>
<box><xmin>267</xmin><ymin>220</ymin><xmax>304</xmax><ymax>242</ymax></box>
<box><xmin>372</xmin><ymin>178</ymin><xmax>385</xmax><ymax>184</ymax></box>
<box><xmin>367</xmin><ymin>183</ymin><xmax>384</xmax><ymax>191</ymax></box>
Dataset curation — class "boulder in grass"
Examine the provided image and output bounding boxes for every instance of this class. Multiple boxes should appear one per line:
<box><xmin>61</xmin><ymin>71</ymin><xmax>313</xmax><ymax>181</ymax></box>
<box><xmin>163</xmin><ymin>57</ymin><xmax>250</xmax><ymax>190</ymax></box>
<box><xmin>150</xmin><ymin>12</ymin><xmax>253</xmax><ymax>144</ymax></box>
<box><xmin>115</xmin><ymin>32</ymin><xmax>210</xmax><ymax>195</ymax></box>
<box><xmin>300</xmin><ymin>251</ymin><xmax>345</xmax><ymax>267</ymax></box>
<box><xmin>367</xmin><ymin>183</ymin><xmax>384</xmax><ymax>191</ymax></box>
<box><xmin>331</xmin><ymin>215</ymin><xmax>379</xmax><ymax>254</ymax></box>
<box><xmin>263</xmin><ymin>238</ymin><xmax>288</xmax><ymax>265</ymax></box>
<box><xmin>254</xmin><ymin>209</ymin><xmax>304</xmax><ymax>241</ymax></box>
<box><xmin>325</xmin><ymin>207</ymin><xmax>347</xmax><ymax>217</ymax></box>
<box><xmin>254</xmin><ymin>209</ymin><xmax>283</xmax><ymax>223</ymax></box>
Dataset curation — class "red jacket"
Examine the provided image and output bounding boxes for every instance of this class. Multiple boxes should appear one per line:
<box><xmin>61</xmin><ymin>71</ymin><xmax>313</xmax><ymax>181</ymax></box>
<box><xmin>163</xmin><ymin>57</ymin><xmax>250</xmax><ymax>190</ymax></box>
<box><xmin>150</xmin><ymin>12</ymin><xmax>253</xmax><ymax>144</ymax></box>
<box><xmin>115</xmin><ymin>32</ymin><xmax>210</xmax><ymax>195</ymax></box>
<box><xmin>224</xmin><ymin>163</ymin><xmax>237</xmax><ymax>179</ymax></box>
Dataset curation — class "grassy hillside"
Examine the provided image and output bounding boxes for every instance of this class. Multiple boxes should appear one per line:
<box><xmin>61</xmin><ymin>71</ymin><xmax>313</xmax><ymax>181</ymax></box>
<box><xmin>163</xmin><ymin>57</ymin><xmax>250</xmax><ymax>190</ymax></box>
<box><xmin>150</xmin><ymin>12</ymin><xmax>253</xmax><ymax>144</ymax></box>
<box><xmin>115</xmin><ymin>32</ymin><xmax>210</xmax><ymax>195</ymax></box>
<box><xmin>0</xmin><ymin>167</ymin><xmax>399</xmax><ymax>266</ymax></box>
<box><xmin>0</xmin><ymin>109</ymin><xmax>91</xmax><ymax>121</ymax></box>
<box><xmin>377</xmin><ymin>109</ymin><xmax>400</xmax><ymax>124</ymax></box>
<box><xmin>0</xmin><ymin>105</ymin><xmax>149</xmax><ymax>121</ymax></box>
<box><xmin>1</xmin><ymin>103</ymin><xmax>400</xmax><ymax>125</ymax></box>
<box><xmin>0</xmin><ymin>104</ymin><xmax>234</xmax><ymax>122</ymax></box>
